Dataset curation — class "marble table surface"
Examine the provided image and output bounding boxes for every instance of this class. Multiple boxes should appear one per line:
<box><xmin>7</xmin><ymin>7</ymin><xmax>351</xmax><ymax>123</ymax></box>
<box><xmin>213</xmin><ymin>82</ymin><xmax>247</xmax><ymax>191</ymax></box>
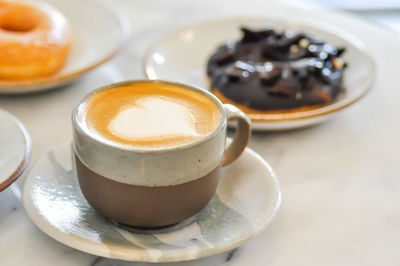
<box><xmin>1</xmin><ymin>0</ymin><xmax>399</xmax><ymax>265</ymax></box>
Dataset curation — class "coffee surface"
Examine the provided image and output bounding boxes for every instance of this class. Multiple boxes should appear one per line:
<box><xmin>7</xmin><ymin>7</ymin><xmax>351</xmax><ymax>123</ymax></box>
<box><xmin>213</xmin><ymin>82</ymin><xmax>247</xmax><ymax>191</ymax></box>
<box><xmin>82</xmin><ymin>82</ymin><xmax>222</xmax><ymax>148</ymax></box>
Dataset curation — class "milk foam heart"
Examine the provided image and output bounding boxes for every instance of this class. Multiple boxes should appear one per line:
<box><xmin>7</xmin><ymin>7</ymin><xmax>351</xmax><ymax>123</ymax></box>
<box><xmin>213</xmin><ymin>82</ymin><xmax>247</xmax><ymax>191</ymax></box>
<box><xmin>108</xmin><ymin>96</ymin><xmax>198</xmax><ymax>139</ymax></box>
<box><xmin>82</xmin><ymin>82</ymin><xmax>222</xmax><ymax>149</ymax></box>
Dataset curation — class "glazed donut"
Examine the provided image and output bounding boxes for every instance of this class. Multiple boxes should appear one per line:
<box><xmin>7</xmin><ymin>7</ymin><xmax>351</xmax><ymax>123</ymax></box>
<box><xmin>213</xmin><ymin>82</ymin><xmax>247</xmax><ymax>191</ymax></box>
<box><xmin>207</xmin><ymin>28</ymin><xmax>347</xmax><ymax>112</ymax></box>
<box><xmin>0</xmin><ymin>0</ymin><xmax>71</xmax><ymax>80</ymax></box>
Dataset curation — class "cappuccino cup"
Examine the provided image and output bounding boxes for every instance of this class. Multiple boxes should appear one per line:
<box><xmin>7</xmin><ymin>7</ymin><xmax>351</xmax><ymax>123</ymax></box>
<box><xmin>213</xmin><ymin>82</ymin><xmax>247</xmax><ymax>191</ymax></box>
<box><xmin>72</xmin><ymin>80</ymin><xmax>251</xmax><ymax>228</ymax></box>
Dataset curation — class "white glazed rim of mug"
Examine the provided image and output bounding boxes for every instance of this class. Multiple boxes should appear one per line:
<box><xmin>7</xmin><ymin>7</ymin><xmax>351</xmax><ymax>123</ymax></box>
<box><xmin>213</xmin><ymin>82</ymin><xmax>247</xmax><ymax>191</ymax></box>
<box><xmin>72</xmin><ymin>79</ymin><xmax>228</xmax><ymax>153</ymax></box>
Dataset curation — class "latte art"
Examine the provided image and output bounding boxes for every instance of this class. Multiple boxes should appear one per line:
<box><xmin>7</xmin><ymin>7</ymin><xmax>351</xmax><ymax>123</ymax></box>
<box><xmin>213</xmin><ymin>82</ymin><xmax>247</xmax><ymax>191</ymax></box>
<box><xmin>82</xmin><ymin>82</ymin><xmax>222</xmax><ymax>148</ymax></box>
<box><xmin>108</xmin><ymin>96</ymin><xmax>198</xmax><ymax>139</ymax></box>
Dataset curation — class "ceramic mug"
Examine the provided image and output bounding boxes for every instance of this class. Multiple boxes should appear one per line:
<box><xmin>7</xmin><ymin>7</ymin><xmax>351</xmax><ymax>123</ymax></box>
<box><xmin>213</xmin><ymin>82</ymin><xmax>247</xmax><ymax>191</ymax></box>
<box><xmin>72</xmin><ymin>80</ymin><xmax>251</xmax><ymax>228</ymax></box>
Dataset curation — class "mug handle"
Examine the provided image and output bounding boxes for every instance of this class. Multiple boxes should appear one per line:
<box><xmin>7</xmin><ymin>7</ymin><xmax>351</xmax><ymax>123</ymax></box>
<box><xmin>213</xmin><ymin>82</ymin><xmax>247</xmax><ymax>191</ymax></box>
<box><xmin>222</xmin><ymin>104</ymin><xmax>252</xmax><ymax>166</ymax></box>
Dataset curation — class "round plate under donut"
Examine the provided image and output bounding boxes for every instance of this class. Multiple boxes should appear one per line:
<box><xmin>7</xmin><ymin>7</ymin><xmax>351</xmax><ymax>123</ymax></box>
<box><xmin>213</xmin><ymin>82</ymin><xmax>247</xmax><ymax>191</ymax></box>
<box><xmin>0</xmin><ymin>0</ymin><xmax>130</xmax><ymax>94</ymax></box>
<box><xmin>143</xmin><ymin>17</ymin><xmax>374</xmax><ymax>131</ymax></box>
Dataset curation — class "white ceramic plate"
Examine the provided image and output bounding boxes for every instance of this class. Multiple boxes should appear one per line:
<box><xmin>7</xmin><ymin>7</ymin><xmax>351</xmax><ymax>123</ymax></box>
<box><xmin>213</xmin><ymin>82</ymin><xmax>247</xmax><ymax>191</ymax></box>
<box><xmin>144</xmin><ymin>17</ymin><xmax>375</xmax><ymax>131</ymax></box>
<box><xmin>0</xmin><ymin>109</ymin><xmax>31</xmax><ymax>191</ymax></box>
<box><xmin>0</xmin><ymin>0</ymin><xmax>130</xmax><ymax>94</ymax></box>
<box><xmin>22</xmin><ymin>142</ymin><xmax>281</xmax><ymax>262</ymax></box>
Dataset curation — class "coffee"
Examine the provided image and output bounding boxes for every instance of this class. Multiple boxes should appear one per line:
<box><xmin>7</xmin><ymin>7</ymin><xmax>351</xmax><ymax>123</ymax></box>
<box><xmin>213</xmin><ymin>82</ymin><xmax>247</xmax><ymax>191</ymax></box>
<box><xmin>81</xmin><ymin>82</ymin><xmax>222</xmax><ymax>149</ymax></box>
<box><xmin>72</xmin><ymin>80</ymin><xmax>251</xmax><ymax>227</ymax></box>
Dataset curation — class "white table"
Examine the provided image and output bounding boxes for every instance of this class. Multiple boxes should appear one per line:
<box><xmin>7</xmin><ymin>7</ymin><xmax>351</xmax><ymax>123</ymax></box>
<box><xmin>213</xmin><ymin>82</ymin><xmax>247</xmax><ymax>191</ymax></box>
<box><xmin>1</xmin><ymin>0</ymin><xmax>399</xmax><ymax>265</ymax></box>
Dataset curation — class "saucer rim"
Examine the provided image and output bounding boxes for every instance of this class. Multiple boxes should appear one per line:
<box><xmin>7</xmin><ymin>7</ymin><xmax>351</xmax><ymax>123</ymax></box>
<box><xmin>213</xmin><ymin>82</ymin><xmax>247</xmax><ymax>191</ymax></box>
<box><xmin>0</xmin><ymin>109</ymin><xmax>31</xmax><ymax>191</ymax></box>
<box><xmin>22</xmin><ymin>141</ymin><xmax>281</xmax><ymax>262</ymax></box>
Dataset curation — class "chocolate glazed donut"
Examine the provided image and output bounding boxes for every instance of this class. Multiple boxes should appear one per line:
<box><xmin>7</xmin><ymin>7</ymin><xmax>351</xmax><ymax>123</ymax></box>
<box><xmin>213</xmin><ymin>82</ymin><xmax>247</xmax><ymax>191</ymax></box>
<box><xmin>207</xmin><ymin>27</ymin><xmax>347</xmax><ymax>111</ymax></box>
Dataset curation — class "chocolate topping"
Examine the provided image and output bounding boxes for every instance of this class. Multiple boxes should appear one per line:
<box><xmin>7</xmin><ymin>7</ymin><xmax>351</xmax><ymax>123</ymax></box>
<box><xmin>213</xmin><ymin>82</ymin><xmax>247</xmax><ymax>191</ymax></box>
<box><xmin>207</xmin><ymin>27</ymin><xmax>347</xmax><ymax>111</ymax></box>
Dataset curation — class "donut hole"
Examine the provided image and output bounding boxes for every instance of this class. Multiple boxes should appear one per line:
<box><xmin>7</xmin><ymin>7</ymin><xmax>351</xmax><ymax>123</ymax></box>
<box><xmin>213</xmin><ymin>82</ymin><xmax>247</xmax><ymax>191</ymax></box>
<box><xmin>0</xmin><ymin>5</ymin><xmax>39</xmax><ymax>32</ymax></box>
<box><xmin>0</xmin><ymin>20</ymin><xmax>37</xmax><ymax>32</ymax></box>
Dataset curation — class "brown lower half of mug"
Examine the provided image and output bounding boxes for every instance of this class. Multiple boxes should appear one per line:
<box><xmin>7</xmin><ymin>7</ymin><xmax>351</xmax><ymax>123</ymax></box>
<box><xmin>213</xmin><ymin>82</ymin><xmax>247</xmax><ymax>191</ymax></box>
<box><xmin>75</xmin><ymin>154</ymin><xmax>220</xmax><ymax>228</ymax></box>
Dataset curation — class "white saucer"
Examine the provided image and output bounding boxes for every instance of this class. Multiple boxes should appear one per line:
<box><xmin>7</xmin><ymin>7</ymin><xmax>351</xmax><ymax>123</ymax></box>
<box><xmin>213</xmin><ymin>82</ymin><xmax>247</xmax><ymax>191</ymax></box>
<box><xmin>22</xmin><ymin>142</ymin><xmax>281</xmax><ymax>262</ymax></box>
<box><xmin>0</xmin><ymin>109</ymin><xmax>31</xmax><ymax>191</ymax></box>
<box><xmin>143</xmin><ymin>17</ymin><xmax>374</xmax><ymax>131</ymax></box>
<box><xmin>0</xmin><ymin>0</ymin><xmax>130</xmax><ymax>95</ymax></box>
